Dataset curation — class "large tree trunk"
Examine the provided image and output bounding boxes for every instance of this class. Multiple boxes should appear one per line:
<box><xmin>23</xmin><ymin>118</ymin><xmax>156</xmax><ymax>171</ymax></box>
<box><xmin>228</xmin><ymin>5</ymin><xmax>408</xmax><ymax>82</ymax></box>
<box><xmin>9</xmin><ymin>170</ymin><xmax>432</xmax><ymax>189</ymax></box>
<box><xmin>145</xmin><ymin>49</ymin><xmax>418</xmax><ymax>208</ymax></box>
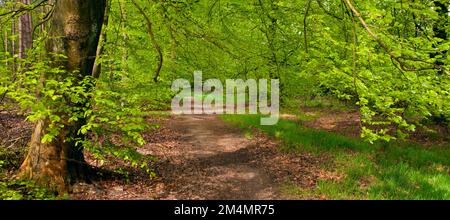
<box><xmin>18</xmin><ymin>0</ymin><xmax>33</xmax><ymax>59</ymax></box>
<box><xmin>19</xmin><ymin>0</ymin><xmax>106</xmax><ymax>193</ymax></box>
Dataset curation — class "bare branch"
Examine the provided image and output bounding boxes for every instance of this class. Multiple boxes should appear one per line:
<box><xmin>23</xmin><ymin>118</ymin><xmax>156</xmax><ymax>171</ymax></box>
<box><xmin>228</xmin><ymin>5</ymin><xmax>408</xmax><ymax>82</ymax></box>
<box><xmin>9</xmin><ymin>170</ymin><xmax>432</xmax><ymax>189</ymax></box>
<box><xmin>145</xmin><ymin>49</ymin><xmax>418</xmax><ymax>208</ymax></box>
<box><xmin>0</xmin><ymin>0</ymin><xmax>48</xmax><ymax>18</ymax></box>
<box><xmin>130</xmin><ymin>0</ymin><xmax>164</xmax><ymax>83</ymax></box>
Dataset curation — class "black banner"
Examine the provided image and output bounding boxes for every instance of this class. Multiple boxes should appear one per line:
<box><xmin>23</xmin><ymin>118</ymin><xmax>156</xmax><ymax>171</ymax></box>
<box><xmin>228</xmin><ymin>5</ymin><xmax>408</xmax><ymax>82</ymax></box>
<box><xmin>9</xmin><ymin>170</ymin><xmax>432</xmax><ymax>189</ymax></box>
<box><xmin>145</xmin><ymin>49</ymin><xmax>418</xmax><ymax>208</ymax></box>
<box><xmin>0</xmin><ymin>200</ymin><xmax>445</xmax><ymax>219</ymax></box>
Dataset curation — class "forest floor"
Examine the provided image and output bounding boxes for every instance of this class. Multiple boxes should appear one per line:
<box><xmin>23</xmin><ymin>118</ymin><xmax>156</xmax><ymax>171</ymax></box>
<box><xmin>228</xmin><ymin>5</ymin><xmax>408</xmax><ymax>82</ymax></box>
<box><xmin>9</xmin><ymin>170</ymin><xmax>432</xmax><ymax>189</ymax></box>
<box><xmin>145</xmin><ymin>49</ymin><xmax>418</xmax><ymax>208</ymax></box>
<box><xmin>71</xmin><ymin>114</ymin><xmax>332</xmax><ymax>200</ymax></box>
<box><xmin>2</xmin><ymin>104</ymin><xmax>450</xmax><ymax>200</ymax></box>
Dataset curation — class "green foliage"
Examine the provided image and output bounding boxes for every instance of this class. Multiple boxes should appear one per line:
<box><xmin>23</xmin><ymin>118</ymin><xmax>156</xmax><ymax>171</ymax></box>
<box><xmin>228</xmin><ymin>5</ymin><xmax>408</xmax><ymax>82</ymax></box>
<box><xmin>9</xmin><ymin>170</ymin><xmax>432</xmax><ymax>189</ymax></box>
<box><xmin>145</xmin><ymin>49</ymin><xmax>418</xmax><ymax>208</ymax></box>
<box><xmin>79</xmin><ymin>86</ymin><xmax>157</xmax><ymax>172</ymax></box>
<box><xmin>300</xmin><ymin>0</ymin><xmax>450</xmax><ymax>141</ymax></box>
<box><xmin>82</xmin><ymin>0</ymin><xmax>450</xmax><ymax>142</ymax></box>
<box><xmin>0</xmin><ymin>38</ymin><xmax>153</xmax><ymax>174</ymax></box>
<box><xmin>0</xmin><ymin>178</ymin><xmax>59</xmax><ymax>200</ymax></box>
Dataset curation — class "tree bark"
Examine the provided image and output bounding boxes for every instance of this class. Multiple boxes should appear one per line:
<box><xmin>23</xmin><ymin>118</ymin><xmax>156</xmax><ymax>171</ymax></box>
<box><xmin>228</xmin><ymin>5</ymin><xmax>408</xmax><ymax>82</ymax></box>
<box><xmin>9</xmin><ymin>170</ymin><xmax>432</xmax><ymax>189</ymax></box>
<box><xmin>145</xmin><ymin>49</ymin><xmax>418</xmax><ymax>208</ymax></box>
<box><xmin>431</xmin><ymin>1</ymin><xmax>448</xmax><ymax>74</ymax></box>
<box><xmin>18</xmin><ymin>0</ymin><xmax>33</xmax><ymax>59</ymax></box>
<box><xmin>303</xmin><ymin>0</ymin><xmax>312</xmax><ymax>54</ymax></box>
<box><xmin>19</xmin><ymin>0</ymin><xmax>106</xmax><ymax>193</ymax></box>
<box><xmin>3</xmin><ymin>26</ymin><xmax>8</xmax><ymax>67</ymax></box>
<box><xmin>119</xmin><ymin>0</ymin><xmax>129</xmax><ymax>77</ymax></box>
<box><xmin>11</xmin><ymin>12</ymin><xmax>16</xmax><ymax>75</ymax></box>
<box><xmin>92</xmin><ymin>0</ymin><xmax>111</xmax><ymax>79</ymax></box>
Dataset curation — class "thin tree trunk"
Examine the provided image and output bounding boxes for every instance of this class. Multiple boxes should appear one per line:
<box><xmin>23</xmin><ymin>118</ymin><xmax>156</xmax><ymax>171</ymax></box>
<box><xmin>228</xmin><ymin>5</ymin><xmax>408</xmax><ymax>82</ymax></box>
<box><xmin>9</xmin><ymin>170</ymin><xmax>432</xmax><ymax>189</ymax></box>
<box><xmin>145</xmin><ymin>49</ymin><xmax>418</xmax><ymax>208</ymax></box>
<box><xmin>0</xmin><ymin>25</ymin><xmax>9</xmax><ymax>103</ymax></box>
<box><xmin>169</xmin><ymin>25</ymin><xmax>177</xmax><ymax>60</ymax></box>
<box><xmin>92</xmin><ymin>0</ymin><xmax>111</xmax><ymax>79</ymax></box>
<box><xmin>40</xmin><ymin>4</ymin><xmax>46</xmax><ymax>34</ymax></box>
<box><xmin>131</xmin><ymin>0</ymin><xmax>164</xmax><ymax>83</ymax></box>
<box><xmin>11</xmin><ymin>14</ymin><xmax>16</xmax><ymax>75</ymax></box>
<box><xmin>19</xmin><ymin>0</ymin><xmax>106</xmax><ymax>193</ymax></box>
<box><xmin>431</xmin><ymin>1</ymin><xmax>448</xmax><ymax>74</ymax></box>
<box><xmin>3</xmin><ymin>27</ymin><xmax>8</xmax><ymax>67</ymax></box>
<box><xmin>303</xmin><ymin>0</ymin><xmax>312</xmax><ymax>54</ymax></box>
<box><xmin>18</xmin><ymin>0</ymin><xmax>33</xmax><ymax>60</ymax></box>
<box><xmin>0</xmin><ymin>24</ymin><xmax>4</xmax><ymax>53</ymax></box>
<box><xmin>119</xmin><ymin>0</ymin><xmax>128</xmax><ymax>77</ymax></box>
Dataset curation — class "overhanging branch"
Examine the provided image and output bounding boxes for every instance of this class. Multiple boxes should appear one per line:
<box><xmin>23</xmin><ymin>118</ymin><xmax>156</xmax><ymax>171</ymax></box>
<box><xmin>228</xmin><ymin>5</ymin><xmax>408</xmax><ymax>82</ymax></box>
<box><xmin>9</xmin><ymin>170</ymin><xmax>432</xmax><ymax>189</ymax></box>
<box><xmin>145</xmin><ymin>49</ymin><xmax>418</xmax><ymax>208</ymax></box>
<box><xmin>343</xmin><ymin>0</ymin><xmax>449</xmax><ymax>75</ymax></box>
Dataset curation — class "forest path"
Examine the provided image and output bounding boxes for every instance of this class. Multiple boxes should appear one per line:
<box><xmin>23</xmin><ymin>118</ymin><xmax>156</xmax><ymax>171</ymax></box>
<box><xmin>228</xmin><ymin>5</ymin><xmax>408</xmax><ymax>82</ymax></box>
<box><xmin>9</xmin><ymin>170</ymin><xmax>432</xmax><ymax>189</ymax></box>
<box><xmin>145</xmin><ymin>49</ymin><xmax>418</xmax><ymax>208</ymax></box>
<box><xmin>147</xmin><ymin>114</ymin><xmax>285</xmax><ymax>200</ymax></box>
<box><xmin>73</xmin><ymin>111</ymin><xmax>324</xmax><ymax>200</ymax></box>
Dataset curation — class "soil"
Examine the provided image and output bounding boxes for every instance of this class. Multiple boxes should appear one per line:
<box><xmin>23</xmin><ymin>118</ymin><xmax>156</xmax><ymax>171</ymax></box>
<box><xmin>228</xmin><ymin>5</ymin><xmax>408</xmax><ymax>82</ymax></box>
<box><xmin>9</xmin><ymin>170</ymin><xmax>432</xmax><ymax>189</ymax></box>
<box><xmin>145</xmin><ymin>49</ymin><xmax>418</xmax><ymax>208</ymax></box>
<box><xmin>303</xmin><ymin>109</ymin><xmax>362</xmax><ymax>138</ymax></box>
<box><xmin>0</xmin><ymin>110</ymin><xmax>32</xmax><ymax>171</ymax></box>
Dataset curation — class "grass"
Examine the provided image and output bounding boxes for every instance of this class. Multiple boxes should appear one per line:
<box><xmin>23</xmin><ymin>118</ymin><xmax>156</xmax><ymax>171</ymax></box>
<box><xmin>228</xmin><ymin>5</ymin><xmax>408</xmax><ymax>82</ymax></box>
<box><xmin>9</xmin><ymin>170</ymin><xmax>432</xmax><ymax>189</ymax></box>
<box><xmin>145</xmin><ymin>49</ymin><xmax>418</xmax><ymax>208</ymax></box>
<box><xmin>220</xmin><ymin>114</ymin><xmax>450</xmax><ymax>200</ymax></box>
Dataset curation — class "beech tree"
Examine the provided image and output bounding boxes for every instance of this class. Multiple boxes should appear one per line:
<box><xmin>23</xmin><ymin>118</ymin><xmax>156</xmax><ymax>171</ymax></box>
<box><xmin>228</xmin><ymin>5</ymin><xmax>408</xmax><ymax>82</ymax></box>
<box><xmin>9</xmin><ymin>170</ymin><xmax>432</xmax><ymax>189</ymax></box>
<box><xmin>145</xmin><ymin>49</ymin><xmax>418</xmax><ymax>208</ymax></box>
<box><xmin>19</xmin><ymin>0</ymin><xmax>106</xmax><ymax>191</ymax></box>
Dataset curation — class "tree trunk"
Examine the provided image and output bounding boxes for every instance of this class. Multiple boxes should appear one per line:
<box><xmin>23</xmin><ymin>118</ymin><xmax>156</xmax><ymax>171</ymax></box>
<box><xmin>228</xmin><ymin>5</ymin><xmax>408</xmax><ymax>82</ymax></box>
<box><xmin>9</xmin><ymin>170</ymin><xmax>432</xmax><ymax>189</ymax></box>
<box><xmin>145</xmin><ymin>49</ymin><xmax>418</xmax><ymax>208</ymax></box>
<box><xmin>119</xmin><ymin>0</ymin><xmax>129</xmax><ymax>78</ymax></box>
<box><xmin>19</xmin><ymin>0</ymin><xmax>106</xmax><ymax>193</ymax></box>
<box><xmin>3</xmin><ymin>26</ymin><xmax>8</xmax><ymax>67</ymax></box>
<box><xmin>18</xmin><ymin>0</ymin><xmax>33</xmax><ymax>59</ymax></box>
<box><xmin>431</xmin><ymin>1</ymin><xmax>448</xmax><ymax>74</ymax></box>
<box><xmin>92</xmin><ymin>0</ymin><xmax>111</xmax><ymax>79</ymax></box>
<box><xmin>11</xmin><ymin>13</ymin><xmax>16</xmax><ymax>75</ymax></box>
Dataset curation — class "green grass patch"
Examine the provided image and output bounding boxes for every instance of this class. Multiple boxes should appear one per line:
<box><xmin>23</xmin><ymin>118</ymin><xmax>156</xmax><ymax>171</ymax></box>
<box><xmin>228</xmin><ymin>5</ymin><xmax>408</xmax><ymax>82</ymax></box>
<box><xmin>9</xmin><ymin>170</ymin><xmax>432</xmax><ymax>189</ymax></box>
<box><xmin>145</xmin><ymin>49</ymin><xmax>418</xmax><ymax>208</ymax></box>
<box><xmin>221</xmin><ymin>114</ymin><xmax>450</xmax><ymax>200</ymax></box>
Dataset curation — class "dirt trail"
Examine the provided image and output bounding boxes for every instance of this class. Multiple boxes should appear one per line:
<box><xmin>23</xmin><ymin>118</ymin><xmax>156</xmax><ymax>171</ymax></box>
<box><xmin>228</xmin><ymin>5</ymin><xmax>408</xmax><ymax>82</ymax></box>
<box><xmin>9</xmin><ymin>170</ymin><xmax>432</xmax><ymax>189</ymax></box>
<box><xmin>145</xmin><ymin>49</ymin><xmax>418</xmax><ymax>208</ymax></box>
<box><xmin>147</xmin><ymin>115</ymin><xmax>284</xmax><ymax>200</ymax></box>
<box><xmin>73</xmin><ymin>113</ymin><xmax>326</xmax><ymax>200</ymax></box>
